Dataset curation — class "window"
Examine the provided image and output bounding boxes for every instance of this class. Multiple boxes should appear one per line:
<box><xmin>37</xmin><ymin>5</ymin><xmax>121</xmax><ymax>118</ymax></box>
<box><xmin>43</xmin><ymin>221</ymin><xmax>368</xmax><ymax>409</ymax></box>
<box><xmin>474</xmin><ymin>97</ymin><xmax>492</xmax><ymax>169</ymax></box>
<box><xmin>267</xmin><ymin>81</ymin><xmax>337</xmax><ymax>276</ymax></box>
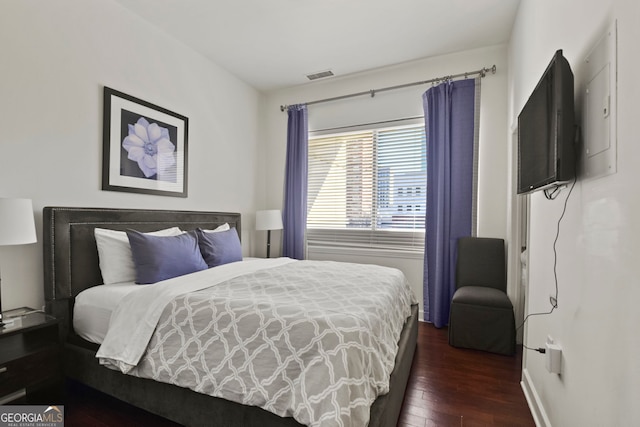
<box><xmin>307</xmin><ymin>123</ymin><xmax>426</xmax><ymax>254</ymax></box>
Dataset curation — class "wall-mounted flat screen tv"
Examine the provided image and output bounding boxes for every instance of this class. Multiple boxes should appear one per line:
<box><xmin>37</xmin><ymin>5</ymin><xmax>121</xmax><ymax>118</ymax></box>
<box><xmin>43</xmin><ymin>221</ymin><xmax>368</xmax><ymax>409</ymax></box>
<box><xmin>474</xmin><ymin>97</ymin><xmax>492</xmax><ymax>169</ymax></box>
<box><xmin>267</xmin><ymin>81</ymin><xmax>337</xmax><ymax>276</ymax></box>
<box><xmin>517</xmin><ymin>50</ymin><xmax>576</xmax><ymax>195</ymax></box>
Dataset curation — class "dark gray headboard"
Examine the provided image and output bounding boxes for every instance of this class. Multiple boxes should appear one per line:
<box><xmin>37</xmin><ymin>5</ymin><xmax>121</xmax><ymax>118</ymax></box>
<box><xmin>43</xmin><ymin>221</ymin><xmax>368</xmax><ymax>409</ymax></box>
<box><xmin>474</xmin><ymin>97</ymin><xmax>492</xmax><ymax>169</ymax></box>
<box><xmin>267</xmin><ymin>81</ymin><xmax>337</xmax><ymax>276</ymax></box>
<box><xmin>43</xmin><ymin>206</ymin><xmax>241</xmax><ymax>339</ymax></box>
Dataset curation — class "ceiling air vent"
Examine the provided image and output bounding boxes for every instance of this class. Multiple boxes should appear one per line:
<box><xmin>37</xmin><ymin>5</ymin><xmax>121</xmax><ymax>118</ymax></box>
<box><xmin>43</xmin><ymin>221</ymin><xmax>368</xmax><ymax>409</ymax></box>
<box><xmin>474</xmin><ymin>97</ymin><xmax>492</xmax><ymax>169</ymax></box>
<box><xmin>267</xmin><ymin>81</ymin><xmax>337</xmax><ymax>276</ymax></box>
<box><xmin>306</xmin><ymin>70</ymin><xmax>334</xmax><ymax>81</ymax></box>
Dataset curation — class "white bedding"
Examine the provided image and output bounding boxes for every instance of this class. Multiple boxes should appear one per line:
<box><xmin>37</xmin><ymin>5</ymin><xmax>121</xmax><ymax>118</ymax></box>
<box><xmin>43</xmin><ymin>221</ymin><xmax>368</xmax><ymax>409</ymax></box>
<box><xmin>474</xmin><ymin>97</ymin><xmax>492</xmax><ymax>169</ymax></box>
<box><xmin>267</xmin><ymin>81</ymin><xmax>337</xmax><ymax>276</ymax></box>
<box><xmin>74</xmin><ymin>257</ymin><xmax>264</xmax><ymax>344</ymax></box>
<box><xmin>96</xmin><ymin>257</ymin><xmax>294</xmax><ymax>368</ymax></box>
<box><xmin>73</xmin><ymin>281</ymin><xmax>140</xmax><ymax>344</ymax></box>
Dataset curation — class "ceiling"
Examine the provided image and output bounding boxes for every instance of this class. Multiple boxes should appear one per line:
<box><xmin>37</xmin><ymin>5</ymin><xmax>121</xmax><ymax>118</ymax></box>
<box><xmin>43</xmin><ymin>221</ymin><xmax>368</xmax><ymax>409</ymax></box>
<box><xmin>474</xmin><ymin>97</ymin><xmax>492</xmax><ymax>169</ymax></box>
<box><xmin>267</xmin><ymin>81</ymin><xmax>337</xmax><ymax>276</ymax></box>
<box><xmin>113</xmin><ymin>0</ymin><xmax>521</xmax><ymax>91</ymax></box>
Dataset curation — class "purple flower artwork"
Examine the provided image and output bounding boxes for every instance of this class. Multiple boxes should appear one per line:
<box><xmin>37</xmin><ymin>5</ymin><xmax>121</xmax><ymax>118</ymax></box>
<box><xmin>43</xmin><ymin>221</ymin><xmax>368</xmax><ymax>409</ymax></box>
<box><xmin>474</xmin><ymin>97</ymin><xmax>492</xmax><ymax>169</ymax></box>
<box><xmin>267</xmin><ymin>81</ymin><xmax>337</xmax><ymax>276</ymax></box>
<box><xmin>122</xmin><ymin>117</ymin><xmax>177</xmax><ymax>182</ymax></box>
<box><xmin>103</xmin><ymin>87</ymin><xmax>188</xmax><ymax>197</ymax></box>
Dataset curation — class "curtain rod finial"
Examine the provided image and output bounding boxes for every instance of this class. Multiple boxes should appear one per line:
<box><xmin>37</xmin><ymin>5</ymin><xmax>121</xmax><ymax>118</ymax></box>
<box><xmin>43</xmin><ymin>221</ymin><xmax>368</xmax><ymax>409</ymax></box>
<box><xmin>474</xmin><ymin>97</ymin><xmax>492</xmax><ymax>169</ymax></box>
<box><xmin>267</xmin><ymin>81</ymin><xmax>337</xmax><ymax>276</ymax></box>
<box><xmin>280</xmin><ymin>105</ymin><xmax>287</xmax><ymax>112</ymax></box>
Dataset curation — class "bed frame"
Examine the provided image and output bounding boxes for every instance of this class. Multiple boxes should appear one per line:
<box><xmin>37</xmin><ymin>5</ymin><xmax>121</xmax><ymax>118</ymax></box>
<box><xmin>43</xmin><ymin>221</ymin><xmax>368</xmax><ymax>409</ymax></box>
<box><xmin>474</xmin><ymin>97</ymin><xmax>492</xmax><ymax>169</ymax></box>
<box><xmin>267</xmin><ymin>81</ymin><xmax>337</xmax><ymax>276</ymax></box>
<box><xmin>43</xmin><ymin>206</ymin><xmax>418</xmax><ymax>427</ymax></box>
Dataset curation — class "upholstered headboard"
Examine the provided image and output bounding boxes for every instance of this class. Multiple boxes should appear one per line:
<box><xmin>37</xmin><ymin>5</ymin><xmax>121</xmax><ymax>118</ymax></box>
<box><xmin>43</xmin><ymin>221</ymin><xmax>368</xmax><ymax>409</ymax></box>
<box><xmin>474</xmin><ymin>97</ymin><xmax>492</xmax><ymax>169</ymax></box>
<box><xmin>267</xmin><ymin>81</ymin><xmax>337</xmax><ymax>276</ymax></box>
<box><xmin>43</xmin><ymin>206</ymin><xmax>241</xmax><ymax>339</ymax></box>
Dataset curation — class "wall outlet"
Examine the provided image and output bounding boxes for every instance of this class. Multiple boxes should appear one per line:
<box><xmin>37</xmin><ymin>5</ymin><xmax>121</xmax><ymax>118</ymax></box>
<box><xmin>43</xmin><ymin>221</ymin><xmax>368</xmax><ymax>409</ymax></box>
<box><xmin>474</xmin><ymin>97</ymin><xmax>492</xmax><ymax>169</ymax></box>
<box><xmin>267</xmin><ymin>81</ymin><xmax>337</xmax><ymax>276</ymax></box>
<box><xmin>545</xmin><ymin>342</ymin><xmax>562</xmax><ymax>374</ymax></box>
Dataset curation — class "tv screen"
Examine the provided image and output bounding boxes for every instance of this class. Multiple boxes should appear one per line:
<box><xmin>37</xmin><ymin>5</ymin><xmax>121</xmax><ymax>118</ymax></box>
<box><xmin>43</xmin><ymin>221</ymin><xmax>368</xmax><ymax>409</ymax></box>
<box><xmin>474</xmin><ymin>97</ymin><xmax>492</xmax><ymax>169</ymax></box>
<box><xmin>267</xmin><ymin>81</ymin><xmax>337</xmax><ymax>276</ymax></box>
<box><xmin>517</xmin><ymin>50</ymin><xmax>576</xmax><ymax>195</ymax></box>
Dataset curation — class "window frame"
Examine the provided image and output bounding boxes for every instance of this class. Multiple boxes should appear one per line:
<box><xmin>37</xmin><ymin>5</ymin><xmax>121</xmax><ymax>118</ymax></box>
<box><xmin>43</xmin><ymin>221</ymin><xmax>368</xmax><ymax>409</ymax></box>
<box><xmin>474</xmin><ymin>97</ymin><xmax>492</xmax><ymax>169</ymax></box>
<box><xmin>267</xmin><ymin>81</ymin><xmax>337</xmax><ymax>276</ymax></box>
<box><xmin>306</xmin><ymin>118</ymin><xmax>426</xmax><ymax>256</ymax></box>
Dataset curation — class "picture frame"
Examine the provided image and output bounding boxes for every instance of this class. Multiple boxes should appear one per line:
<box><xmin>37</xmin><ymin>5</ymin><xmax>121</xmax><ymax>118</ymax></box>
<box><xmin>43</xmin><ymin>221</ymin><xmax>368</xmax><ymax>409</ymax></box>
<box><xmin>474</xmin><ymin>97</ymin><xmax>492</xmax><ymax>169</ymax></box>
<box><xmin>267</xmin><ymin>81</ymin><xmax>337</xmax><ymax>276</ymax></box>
<box><xmin>102</xmin><ymin>86</ymin><xmax>189</xmax><ymax>198</ymax></box>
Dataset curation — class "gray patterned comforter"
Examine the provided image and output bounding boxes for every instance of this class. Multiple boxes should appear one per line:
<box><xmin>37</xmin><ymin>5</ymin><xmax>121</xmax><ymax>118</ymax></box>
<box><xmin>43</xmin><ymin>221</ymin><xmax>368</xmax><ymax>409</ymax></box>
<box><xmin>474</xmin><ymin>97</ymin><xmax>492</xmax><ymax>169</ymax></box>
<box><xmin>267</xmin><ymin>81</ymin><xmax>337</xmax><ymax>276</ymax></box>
<box><xmin>98</xmin><ymin>259</ymin><xmax>415</xmax><ymax>427</ymax></box>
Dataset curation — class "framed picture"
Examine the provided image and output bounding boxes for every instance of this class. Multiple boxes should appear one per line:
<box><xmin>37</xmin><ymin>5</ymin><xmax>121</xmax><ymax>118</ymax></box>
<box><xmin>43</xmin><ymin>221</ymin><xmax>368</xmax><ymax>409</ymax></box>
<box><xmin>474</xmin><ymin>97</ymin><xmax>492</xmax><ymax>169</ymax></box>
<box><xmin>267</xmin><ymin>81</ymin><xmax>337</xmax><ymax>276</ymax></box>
<box><xmin>102</xmin><ymin>86</ymin><xmax>189</xmax><ymax>198</ymax></box>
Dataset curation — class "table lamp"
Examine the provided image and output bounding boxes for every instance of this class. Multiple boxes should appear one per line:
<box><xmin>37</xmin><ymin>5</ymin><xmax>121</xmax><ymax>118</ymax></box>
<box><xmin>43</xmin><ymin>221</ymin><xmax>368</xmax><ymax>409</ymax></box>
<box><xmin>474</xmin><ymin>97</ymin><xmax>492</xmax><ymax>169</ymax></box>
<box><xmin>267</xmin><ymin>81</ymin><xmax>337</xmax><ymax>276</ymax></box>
<box><xmin>0</xmin><ymin>198</ymin><xmax>37</xmax><ymax>327</ymax></box>
<box><xmin>256</xmin><ymin>210</ymin><xmax>283</xmax><ymax>258</ymax></box>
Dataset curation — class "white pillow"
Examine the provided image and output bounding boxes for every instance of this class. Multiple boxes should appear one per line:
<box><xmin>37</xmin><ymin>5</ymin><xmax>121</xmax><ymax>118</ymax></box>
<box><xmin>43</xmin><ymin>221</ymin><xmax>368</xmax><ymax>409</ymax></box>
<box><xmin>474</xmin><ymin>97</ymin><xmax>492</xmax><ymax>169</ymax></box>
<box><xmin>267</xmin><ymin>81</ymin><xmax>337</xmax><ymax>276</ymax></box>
<box><xmin>201</xmin><ymin>223</ymin><xmax>230</xmax><ymax>233</ymax></box>
<box><xmin>94</xmin><ymin>227</ymin><xmax>183</xmax><ymax>284</ymax></box>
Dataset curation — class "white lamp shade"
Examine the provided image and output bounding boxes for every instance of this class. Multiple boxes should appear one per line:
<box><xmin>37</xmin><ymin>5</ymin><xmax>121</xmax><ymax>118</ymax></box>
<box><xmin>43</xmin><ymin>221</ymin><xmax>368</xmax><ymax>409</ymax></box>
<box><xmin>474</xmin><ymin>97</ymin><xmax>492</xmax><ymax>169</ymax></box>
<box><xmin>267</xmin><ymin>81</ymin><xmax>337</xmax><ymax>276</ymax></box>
<box><xmin>256</xmin><ymin>210</ymin><xmax>283</xmax><ymax>231</ymax></box>
<box><xmin>0</xmin><ymin>198</ymin><xmax>37</xmax><ymax>246</ymax></box>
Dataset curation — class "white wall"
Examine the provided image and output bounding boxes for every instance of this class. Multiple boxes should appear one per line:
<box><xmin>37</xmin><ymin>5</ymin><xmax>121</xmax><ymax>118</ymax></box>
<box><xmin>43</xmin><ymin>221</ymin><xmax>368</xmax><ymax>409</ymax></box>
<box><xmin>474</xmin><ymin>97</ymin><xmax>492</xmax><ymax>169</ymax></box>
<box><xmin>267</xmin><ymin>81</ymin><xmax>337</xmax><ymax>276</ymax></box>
<box><xmin>262</xmin><ymin>45</ymin><xmax>510</xmax><ymax>317</ymax></box>
<box><xmin>510</xmin><ymin>0</ymin><xmax>640</xmax><ymax>425</ymax></box>
<box><xmin>0</xmin><ymin>1</ymin><xmax>262</xmax><ymax>310</ymax></box>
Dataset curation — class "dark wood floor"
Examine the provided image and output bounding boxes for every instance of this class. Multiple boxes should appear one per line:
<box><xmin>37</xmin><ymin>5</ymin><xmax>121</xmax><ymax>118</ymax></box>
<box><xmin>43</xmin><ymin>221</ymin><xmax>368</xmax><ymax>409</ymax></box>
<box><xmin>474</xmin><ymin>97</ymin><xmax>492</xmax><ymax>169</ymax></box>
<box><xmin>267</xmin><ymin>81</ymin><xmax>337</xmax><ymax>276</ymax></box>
<box><xmin>397</xmin><ymin>323</ymin><xmax>534</xmax><ymax>426</ymax></box>
<box><xmin>64</xmin><ymin>322</ymin><xmax>534</xmax><ymax>426</ymax></box>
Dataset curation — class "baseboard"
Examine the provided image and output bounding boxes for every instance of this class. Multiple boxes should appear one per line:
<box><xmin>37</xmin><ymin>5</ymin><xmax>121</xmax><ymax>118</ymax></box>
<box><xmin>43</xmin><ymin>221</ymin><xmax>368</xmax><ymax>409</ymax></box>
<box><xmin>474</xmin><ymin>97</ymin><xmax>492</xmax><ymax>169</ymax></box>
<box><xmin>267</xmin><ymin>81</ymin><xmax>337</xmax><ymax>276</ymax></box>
<box><xmin>521</xmin><ymin>368</ymin><xmax>552</xmax><ymax>427</ymax></box>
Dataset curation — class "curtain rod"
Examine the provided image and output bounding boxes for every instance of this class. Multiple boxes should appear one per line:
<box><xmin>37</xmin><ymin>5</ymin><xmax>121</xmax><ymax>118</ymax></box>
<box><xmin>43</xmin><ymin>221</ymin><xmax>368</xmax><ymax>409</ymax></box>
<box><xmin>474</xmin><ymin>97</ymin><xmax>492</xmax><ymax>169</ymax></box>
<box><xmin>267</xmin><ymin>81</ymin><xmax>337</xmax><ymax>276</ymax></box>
<box><xmin>280</xmin><ymin>65</ymin><xmax>496</xmax><ymax>112</ymax></box>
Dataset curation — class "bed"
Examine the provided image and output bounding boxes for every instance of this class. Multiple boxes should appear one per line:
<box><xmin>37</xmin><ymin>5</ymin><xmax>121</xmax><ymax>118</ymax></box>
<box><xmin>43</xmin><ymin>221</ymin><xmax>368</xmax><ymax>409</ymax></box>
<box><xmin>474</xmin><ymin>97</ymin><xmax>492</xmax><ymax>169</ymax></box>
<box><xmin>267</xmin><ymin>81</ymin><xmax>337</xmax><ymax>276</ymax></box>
<box><xmin>43</xmin><ymin>206</ymin><xmax>418</xmax><ymax>427</ymax></box>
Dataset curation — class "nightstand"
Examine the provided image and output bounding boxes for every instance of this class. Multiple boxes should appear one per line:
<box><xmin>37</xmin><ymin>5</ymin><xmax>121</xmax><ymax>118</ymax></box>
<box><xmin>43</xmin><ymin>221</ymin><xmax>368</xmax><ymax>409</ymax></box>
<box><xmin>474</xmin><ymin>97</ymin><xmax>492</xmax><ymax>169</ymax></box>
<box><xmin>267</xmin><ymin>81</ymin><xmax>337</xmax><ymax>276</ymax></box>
<box><xmin>0</xmin><ymin>307</ymin><xmax>61</xmax><ymax>404</ymax></box>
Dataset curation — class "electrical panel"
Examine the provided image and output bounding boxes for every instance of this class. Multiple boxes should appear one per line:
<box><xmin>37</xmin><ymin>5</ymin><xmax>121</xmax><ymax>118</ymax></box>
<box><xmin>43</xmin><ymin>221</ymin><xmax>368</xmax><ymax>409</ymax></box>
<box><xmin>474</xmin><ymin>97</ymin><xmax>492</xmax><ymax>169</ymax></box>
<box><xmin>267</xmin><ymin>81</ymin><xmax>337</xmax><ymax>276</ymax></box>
<box><xmin>582</xmin><ymin>21</ymin><xmax>617</xmax><ymax>180</ymax></box>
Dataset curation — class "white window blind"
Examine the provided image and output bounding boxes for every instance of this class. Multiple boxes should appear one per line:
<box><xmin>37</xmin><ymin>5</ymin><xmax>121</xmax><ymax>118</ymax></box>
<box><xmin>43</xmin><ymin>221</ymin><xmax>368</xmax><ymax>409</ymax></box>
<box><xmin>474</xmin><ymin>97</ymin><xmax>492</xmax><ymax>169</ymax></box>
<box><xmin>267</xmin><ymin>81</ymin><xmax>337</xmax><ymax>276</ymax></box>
<box><xmin>307</xmin><ymin>123</ymin><xmax>426</xmax><ymax>253</ymax></box>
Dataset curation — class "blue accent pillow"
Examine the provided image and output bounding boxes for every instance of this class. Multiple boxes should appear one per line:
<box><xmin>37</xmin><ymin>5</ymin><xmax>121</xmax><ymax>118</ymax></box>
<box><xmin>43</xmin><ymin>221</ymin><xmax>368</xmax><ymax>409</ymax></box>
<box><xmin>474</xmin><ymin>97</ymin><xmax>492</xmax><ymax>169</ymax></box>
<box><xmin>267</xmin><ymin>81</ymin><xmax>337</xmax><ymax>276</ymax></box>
<box><xmin>196</xmin><ymin>228</ymin><xmax>243</xmax><ymax>268</ymax></box>
<box><xmin>126</xmin><ymin>230</ymin><xmax>208</xmax><ymax>284</ymax></box>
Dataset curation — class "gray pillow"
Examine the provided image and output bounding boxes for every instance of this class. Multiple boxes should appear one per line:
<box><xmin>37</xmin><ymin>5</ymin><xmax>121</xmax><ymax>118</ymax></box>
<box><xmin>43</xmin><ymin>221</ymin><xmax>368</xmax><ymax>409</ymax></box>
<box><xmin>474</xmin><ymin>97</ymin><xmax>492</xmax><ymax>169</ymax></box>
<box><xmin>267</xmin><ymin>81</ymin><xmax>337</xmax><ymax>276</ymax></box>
<box><xmin>126</xmin><ymin>229</ymin><xmax>208</xmax><ymax>284</ymax></box>
<box><xmin>196</xmin><ymin>228</ymin><xmax>243</xmax><ymax>268</ymax></box>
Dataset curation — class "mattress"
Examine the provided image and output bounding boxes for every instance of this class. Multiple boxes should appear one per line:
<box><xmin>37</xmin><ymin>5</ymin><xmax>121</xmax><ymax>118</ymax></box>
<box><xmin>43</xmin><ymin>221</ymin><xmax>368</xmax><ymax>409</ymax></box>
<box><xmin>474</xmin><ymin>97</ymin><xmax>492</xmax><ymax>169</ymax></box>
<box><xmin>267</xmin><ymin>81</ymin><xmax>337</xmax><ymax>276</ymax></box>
<box><xmin>73</xmin><ymin>282</ymin><xmax>140</xmax><ymax>344</ymax></box>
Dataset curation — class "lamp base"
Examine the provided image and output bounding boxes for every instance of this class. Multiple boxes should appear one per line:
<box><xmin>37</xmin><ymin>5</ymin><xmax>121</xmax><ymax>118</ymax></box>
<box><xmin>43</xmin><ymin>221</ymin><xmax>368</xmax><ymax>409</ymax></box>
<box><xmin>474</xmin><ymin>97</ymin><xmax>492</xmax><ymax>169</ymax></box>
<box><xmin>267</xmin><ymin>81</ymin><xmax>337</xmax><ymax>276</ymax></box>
<box><xmin>266</xmin><ymin>230</ymin><xmax>272</xmax><ymax>258</ymax></box>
